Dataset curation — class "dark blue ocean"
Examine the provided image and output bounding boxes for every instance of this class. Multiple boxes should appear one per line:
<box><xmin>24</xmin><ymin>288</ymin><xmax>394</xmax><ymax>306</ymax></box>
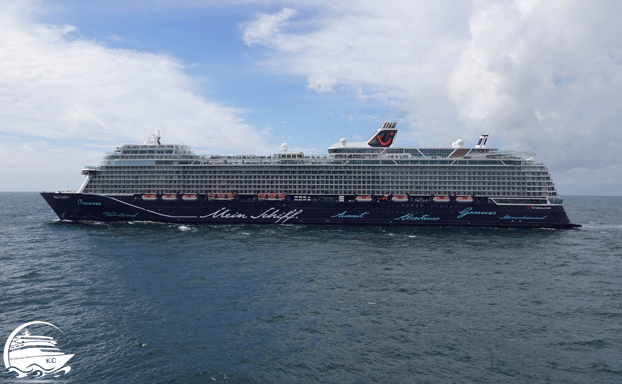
<box><xmin>1</xmin><ymin>193</ymin><xmax>621</xmax><ymax>383</ymax></box>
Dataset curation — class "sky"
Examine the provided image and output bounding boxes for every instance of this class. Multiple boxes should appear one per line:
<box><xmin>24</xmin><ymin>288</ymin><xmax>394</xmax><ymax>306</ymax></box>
<box><xmin>1</xmin><ymin>0</ymin><xmax>620</xmax><ymax>194</ymax></box>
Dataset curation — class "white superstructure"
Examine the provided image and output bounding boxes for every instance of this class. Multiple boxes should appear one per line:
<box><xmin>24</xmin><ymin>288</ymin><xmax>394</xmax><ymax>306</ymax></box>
<box><xmin>81</xmin><ymin>123</ymin><xmax>558</xmax><ymax>199</ymax></box>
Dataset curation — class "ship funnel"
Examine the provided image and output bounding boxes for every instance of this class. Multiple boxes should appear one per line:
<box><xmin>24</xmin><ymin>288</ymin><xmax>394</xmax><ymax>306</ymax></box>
<box><xmin>475</xmin><ymin>134</ymin><xmax>488</xmax><ymax>148</ymax></box>
<box><xmin>367</xmin><ymin>121</ymin><xmax>398</xmax><ymax>147</ymax></box>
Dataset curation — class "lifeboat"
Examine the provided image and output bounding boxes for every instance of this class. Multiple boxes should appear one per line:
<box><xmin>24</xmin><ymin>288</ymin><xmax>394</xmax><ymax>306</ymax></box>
<box><xmin>141</xmin><ymin>194</ymin><xmax>158</xmax><ymax>201</ymax></box>
<box><xmin>456</xmin><ymin>195</ymin><xmax>473</xmax><ymax>203</ymax></box>
<box><xmin>392</xmin><ymin>195</ymin><xmax>409</xmax><ymax>203</ymax></box>
<box><xmin>258</xmin><ymin>193</ymin><xmax>286</xmax><ymax>201</ymax></box>
<box><xmin>161</xmin><ymin>194</ymin><xmax>178</xmax><ymax>201</ymax></box>
<box><xmin>433</xmin><ymin>195</ymin><xmax>450</xmax><ymax>203</ymax></box>
<box><xmin>377</xmin><ymin>195</ymin><xmax>389</xmax><ymax>201</ymax></box>
<box><xmin>182</xmin><ymin>194</ymin><xmax>199</xmax><ymax>201</ymax></box>
<box><xmin>208</xmin><ymin>192</ymin><xmax>235</xmax><ymax>201</ymax></box>
<box><xmin>355</xmin><ymin>195</ymin><xmax>373</xmax><ymax>203</ymax></box>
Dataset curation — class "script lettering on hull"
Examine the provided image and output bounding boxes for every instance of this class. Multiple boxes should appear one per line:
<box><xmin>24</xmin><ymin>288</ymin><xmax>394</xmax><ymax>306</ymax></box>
<box><xmin>250</xmin><ymin>208</ymin><xmax>302</xmax><ymax>224</ymax></box>
<box><xmin>499</xmin><ymin>214</ymin><xmax>547</xmax><ymax>220</ymax></box>
<box><xmin>457</xmin><ymin>207</ymin><xmax>496</xmax><ymax>219</ymax></box>
<box><xmin>202</xmin><ymin>207</ymin><xmax>302</xmax><ymax>224</ymax></box>
<box><xmin>78</xmin><ymin>199</ymin><xmax>102</xmax><ymax>206</ymax></box>
<box><xmin>103</xmin><ymin>212</ymin><xmax>139</xmax><ymax>218</ymax></box>
<box><xmin>394</xmin><ymin>213</ymin><xmax>440</xmax><ymax>221</ymax></box>
<box><xmin>202</xmin><ymin>207</ymin><xmax>248</xmax><ymax>219</ymax></box>
<box><xmin>331</xmin><ymin>211</ymin><xmax>370</xmax><ymax>219</ymax></box>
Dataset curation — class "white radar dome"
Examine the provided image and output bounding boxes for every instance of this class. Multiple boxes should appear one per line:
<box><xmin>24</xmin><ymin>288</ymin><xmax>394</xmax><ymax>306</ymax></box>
<box><xmin>340</xmin><ymin>138</ymin><xmax>347</xmax><ymax>147</ymax></box>
<box><xmin>452</xmin><ymin>139</ymin><xmax>464</xmax><ymax>148</ymax></box>
<box><xmin>281</xmin><ymin>143</ymin><xmax>289</xmax><ymax>152</ymax></box>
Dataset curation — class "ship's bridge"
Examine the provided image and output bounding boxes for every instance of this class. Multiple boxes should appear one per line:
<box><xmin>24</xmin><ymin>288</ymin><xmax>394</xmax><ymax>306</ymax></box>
<box><xmin>98</xmin><ymin>135</ymin><xmax>198</xmax><ymax>166</ymax></box>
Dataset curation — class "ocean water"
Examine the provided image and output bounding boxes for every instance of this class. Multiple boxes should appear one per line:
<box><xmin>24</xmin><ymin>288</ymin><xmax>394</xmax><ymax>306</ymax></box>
<box><xmin>1</xmin><ymin>193</ymin><xmax>621</xmax><ymax>383</ymax></box>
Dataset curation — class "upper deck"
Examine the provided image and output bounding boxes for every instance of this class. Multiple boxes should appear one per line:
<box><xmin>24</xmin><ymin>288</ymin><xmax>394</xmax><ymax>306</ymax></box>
<box><xmin>95</xmin><ymin>123</ymin><xmax>539</xmax><ymax>168</ymax></box>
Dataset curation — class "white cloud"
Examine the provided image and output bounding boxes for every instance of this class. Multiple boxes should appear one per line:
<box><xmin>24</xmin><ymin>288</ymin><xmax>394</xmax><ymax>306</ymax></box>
<box><xmin>244</xmin><ymin>2</ymin><xmax>468</xmax><ymax>97</ymax></box>
<box><xmin>0</xmin><ymin>0</ymin><xmax>270</xmax><ymax>153</ymax></box>
<box><xmin>448</xmin><ymin>0</ymin><xmax>622</xmax><ymax>178</ymax></box>
<box><xmin>241</xmin><ymin>0</ymin><xmax>622</xmax><ymax>194</ymax></box>
<box><xmin>243</xmin><ymin>7</ymin><xmax>297</xmax><ymax>47</ymax></box>
<box><xmin>0</xmin><ymin>1</ymin><xmax>281</xmax><ymax>191</ymax></box>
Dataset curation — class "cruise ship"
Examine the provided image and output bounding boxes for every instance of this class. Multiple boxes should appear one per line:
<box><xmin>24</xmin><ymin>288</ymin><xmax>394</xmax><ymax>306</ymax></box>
<box><xmin>41</xmin><ymin>122</ymin><xmax>580</xmax><ymax>228</ymax></box>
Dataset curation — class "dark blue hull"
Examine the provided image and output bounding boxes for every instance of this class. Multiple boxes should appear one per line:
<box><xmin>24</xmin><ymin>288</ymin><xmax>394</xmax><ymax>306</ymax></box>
<box><xmin>41</xmin><ymin>192</ymin><xmax>581</xmax><ymax>229</ymax></box>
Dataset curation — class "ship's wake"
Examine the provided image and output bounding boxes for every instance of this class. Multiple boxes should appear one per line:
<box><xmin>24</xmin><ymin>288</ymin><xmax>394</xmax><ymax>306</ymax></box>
<box><xmin>582</xmin><ymin>224</ymin><xmax>622</xmax><ymax>231</ymax></box>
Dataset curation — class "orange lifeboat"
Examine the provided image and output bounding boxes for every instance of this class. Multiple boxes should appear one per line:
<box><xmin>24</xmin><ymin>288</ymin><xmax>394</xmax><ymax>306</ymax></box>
<box><xmin>391</xmin><ymin>195</ymin><xmax>409</xmax><ymax>203</ymax></box>
<box><xmin>141</xmin><ymin>194</ymin><xmax>158</xmax><ymax>201</ymax></box>
<box><xmin>258</xmin><ymin>193</ymin><xmax>286</xmax><ymax>201</ymax></box>
<box><xmin>355</xmin><ymin>195</ymin><xmax>373</xmax><ymax>202</ymax></box>
<box><xmin>182</xmin><ymin>194</ymin><xmax>199</xmax><ymax>201</ymax></box>
<box><xmin>208</xmin><ymin>193</ymin><xmax>235</xmax><ymax>201</ymax></box>
<box><xmin>161</xmin><ymin>194</ymin><xmax>178</xmax><ymax>201</ymax></box>
<box><xmin>433</xmin><ymin>195</ymin><xmax>450</xmax><ymax>203</ymax></box>
<box><xmin>456</xmin><ymin>196</ymin><xmax>473</xmax><ymax>203</ymax></box>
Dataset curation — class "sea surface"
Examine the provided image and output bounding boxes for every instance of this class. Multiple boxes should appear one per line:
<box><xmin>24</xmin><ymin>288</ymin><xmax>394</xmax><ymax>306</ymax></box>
<box><xmin>1</xmin><ymin>193</ymin><xmax>621</xmax><ymax>383</ymax></box>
